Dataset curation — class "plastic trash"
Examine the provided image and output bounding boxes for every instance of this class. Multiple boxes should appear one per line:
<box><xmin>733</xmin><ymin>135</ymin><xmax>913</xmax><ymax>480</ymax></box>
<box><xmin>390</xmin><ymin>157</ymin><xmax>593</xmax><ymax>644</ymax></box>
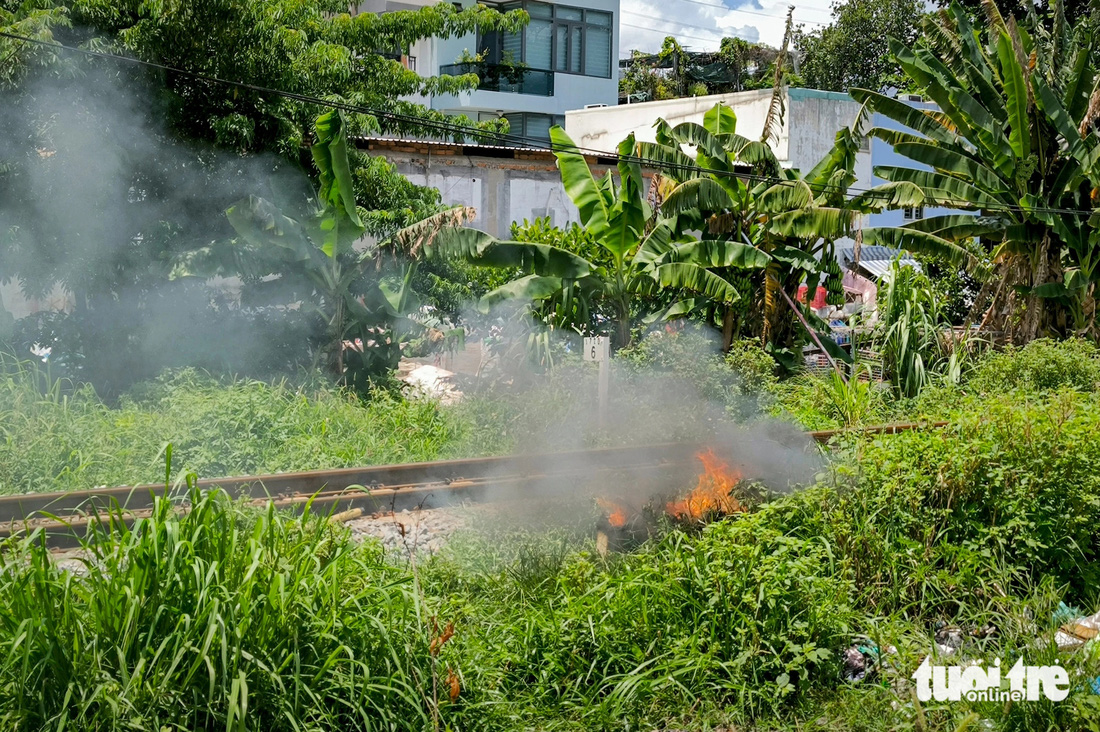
<box><xmin>843</xmin><ymin>637</ymin><xmax>885</xmax><ymax>682</ymax></box>
<box><xmin>1054</xmin><ymin>606</ymin><xmax>1100</xmax><ymax>651</ymax></box>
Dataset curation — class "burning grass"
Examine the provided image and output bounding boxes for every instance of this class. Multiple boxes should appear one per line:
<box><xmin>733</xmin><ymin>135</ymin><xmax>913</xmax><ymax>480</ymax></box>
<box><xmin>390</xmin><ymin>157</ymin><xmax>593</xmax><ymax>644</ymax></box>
<box><xmin>665</xmin><ymin>448</ymin><xmax>746</xmax><ymax>521</ymax></box>
<box><xmin>3</xmin><ymin>388</ymin><xmax>1100</xmax><ymax>730</ymax></box>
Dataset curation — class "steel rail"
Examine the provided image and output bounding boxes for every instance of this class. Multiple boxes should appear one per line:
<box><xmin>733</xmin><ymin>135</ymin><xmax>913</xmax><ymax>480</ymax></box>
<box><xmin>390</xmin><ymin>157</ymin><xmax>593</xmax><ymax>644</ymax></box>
<box><xmin>0</xmin><ymin>421</ymin><xmax>948</xmax><ymax>547</ymax></box>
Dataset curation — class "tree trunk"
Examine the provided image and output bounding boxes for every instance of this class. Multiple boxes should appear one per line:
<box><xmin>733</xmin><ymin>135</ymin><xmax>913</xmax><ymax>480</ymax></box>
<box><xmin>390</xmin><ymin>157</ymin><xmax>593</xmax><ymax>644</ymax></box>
<box><xmin>721</xmin><ymin>305</ymin><xmax>735</xmax><ymax>352</ymax></box>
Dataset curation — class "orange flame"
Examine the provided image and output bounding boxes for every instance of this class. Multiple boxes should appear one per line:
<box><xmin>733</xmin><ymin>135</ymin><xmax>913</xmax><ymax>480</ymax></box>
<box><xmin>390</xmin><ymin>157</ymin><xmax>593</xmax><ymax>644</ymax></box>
<box><xmin>596</xmin><ymin>498</ymin><xmax>629</xmax><ymax>528</ymax></box>
<box><xmin>666</xmin><ymin>449</ymin><xmax>744</xmax><ymax>521</ymax></box>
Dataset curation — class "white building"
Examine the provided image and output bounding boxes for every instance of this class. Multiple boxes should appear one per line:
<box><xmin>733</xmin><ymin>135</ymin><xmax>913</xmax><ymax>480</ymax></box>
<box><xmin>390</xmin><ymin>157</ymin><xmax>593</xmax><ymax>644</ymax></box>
<box><xmin>566</xmin><ymin>87</ymin><xmax>874</xmax><ymax>193</ymax></box>
<box><xmin>565</xmin><ymin>87</ymin><xmax>968</xmax><ymax>234</ymax></box>
<box><xmin>354</xmin><ymin>0</ymin><xmax>620</xmax><ymax>144</ymax></box>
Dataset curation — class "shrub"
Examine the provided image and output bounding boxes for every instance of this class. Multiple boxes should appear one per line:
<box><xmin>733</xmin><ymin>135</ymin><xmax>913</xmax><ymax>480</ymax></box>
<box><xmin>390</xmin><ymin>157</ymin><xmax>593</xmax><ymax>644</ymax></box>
<box><xmin>443</xmin><ymin>511</ymin><xmax>857</xmax><ymax>728</ymax></box>
<box><xmin>966</xmin><ymin>338</ymin><xmax>1100</xmax><ymax>394</ymax></box>
<box><xmin>618</xmin><ymin>329</ymin><xmax>776</xmax><ymax>420</ymax></box>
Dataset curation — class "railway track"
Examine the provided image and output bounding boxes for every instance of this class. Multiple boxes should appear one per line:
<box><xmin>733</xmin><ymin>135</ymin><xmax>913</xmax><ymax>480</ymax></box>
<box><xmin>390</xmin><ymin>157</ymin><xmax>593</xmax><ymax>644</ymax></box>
<box><xmin>0</xmin><ymin>421</ymin><xmax>946</xmax><ymax>547</ymax></box>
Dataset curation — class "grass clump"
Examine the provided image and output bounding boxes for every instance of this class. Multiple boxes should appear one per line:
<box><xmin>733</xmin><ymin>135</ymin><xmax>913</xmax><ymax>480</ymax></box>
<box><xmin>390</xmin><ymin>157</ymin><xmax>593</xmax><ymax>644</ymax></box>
<box><xmin>0</xmin><ymin>481</ymin><xmax>436</xmax><ymax>731</ymax></box>
<box><xmin>437</xmin><ymin>515</ymin><xmax>856</xmax><ymax>729</ymax></box>
<box><xmin>0</xmin><ymin>365</ymin><xmax>463</xmax><ymax>494</ymax></box>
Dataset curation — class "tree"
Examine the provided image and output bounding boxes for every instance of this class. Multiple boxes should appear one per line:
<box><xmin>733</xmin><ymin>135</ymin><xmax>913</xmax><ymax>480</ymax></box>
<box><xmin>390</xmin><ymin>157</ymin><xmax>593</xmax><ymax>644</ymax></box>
<box><xmin>618</xmin><ymin>34</ymin><xmax>798</xmax><ymax>104</ymax></box>
<box><xmin>399</xmin><ymin>127</ymin><xmax>765</xmax><ymax>351</ymax></box>
<box><xmin>1</xmin><ymin>1</ymin><xmax>522</xmax><ymax>390</ymax></box>
<box><xmin>181</xmin><ymin>110</ymin><xmax>440</xmax><ymax>387</ymax></box>
<box><xmin>0</xmin><ymin>0</ymin><xmax>69</xmax><ymax>89</ymax></box>
<box><xmin>64</xmin><ymin>0</ymin><xmax>526</xmax><ymax>155</ymax></box>
<box><xmin>939</xmin><ymin>0</ymin><xmax>1095</xmax><ymax>27</ymax></box>
<box><xmin>643</xmin><ymin>101</ymin><xmax>892</xmax><ymax>362</ymax></box>
<box><xmin>857</xmin><ymin>0</ymin><xmax>1100</xmax><ymax>343</ymax></box>
<box><xmin>794</xmin><ymin>0</ymin><xmax>924</xmax><ymax>93</ymax></box>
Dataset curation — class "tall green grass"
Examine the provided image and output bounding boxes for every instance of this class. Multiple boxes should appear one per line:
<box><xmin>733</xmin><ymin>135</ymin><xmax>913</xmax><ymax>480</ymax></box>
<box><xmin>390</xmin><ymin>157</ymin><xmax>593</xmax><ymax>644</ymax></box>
<box><xmin>0</xmin><ymin>363</ymin><xmax>465</xmax><ymax>494</ymax></box>
<box><xmin>0</xmin><ymin>475</ymin><xmax>438</xmax><ymax>730</ymax></box>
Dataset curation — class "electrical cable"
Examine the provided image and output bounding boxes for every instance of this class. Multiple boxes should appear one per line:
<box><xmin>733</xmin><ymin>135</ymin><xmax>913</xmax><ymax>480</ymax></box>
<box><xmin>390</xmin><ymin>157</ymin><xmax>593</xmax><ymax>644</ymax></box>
<box><xmin>1</xmin><ymin>29</ymin><xmax>1098</xmax><ymax>220</ymax></box>
<box><xmin>657</xmin><ymin>0</ymin><xmax>831</xmax><ymax>25</ymax></box>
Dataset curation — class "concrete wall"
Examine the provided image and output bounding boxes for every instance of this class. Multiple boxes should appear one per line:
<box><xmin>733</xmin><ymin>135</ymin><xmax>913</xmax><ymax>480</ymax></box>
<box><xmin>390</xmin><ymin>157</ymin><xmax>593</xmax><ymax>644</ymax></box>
<box><xmin>565</xmin><ymin>87</ymin><xmax>873</xmax><ymax>188</ymax></box>
<box><xmin>565</xmin><ymin>88</ymin><xmax>780</xmax><ymax>155</ymax></box>
<box><xmin>362</xmin><ymin>139</ymin><xmax>633</xmax><ymax>237</ymax></box>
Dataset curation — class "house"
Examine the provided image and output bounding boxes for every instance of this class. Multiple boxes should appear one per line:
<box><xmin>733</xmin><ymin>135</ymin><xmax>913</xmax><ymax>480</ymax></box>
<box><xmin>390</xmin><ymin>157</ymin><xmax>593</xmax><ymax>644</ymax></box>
<box><xmin>353</xmin><ymin>0</ymin><xmax>620</xmax><ymax>144</ymax></box>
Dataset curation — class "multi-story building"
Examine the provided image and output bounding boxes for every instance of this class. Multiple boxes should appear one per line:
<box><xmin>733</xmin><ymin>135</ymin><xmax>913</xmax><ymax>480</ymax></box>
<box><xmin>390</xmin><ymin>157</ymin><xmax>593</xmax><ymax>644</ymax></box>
<box><xmin>353</xmin><ymin>0</ymin><xmax>620</xmax><ymax>144</ymax></box>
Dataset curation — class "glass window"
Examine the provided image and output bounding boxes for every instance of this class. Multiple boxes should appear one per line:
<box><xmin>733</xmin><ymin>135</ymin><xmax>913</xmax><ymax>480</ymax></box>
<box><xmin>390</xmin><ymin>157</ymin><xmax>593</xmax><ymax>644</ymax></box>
<box><xmin>569</xmin><ymin>26</ymin><xmax>582</xmax><ymax>73</ymax></box>
<box><xmin>480</xmin><ymin>2</ymin><xmax>614</xmax><ymax>79</ymax></box>
<box><xmin>526</xmin><ymin>18</ymin><xmax>552</xmax><ymax>69</ymax></box>
<box><xmin>526</xmin><ymin>1</ymin><xmax>552</xmax><ymax>19</ymax></box>
<box><xmin>585</xmin><ymin>10</ymin><xmax>611</xmax><ymax>26</ymax></box>
<box><xmin>585</xmin><ymin>26</ymin><xmax>610</xmax><ymax>77</ymax></box>
<box><xmin>501</xmin><ymin>29</ymin><xmax>522</xmax><ymax>64</ymax></box>
<box><xmin>554</xmin><ymin>23</ymin><xmax>568</xmax><ymax>72</ymax></box>
<box><xmin>524</xmin><ymin>113</ymin><xmax>553</xmax><ymax>141</ymax></box>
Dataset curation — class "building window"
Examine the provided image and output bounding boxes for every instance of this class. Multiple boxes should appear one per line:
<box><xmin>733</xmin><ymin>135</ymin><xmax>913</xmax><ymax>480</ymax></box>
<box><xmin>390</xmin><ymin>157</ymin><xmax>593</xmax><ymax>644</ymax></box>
<box><xmin>903</xmin><ymin>206</ymin><xmax>925</xmax><ymax>220</ymax></box>
<box><xmin>479</xmin><ymin>2</ymin><xmax>613</xmax><ymax>79</ymax></box>
<box><xmin>480</xmin><ymin>112</ymin><xmax>564</xmax><ymax>143</ymax></box>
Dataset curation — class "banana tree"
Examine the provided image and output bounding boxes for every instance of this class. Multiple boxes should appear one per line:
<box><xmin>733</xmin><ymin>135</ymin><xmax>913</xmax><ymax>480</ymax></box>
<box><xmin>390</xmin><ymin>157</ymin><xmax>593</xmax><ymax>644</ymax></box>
<box><xmin>641</xmin><ymin>101</ymin><xmax>921</xmax><ymax>361</ymax></box>
<box><xmin>176</xmin><ymin>110</ymin><xmax>422</xmax><ymax>385</ymax></box>
<box><xmin>400</xmin><ymin>128</ymin><xmax>768</xmax><ymax>349</ymax></box>
<box><xmin>855</xmin><ymin>0</ymin><xmax>1100</xmax><ymax>342</ymax></box>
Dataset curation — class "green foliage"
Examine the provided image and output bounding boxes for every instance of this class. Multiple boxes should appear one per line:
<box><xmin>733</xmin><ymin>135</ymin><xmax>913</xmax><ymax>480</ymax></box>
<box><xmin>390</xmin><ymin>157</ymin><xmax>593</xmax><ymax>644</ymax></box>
<box><xmin>444</xmin><ymin>517</ymin><xmax>858</xmax><ymax>726</ymax></box>
<box><xmin>404</xmin><ymin>127</ymin><xmax>754</xmax><ymax>350</ymax></box>
<box><xmin>966</xmin><ymin>337</ymin><xmax>1100</xmax><ymax>394</ymax></box>
<box><xmin>648</xmin><ymin>100</ymin><xmax>882</xmax><ymax>355</ymax></box>
<box><xmin>618</xmin><ymin>34</ymin><xmax>797</xmax><ymax>104</ymax></box>
<box><xmin>618</xmin><ymin>328</ymin><xmax>776</xmax><ymax>420</ymax></box>
<box><xmin>0</xmin><ymin>0</ymin><xmax>70</xmax><ymax>89</ymax></box>
<box><xmin>724</xmin><ymin>336</ymin><xmax>779</xmax><ymax>393</ymax></box>
<box><xmin>873</xmin><ymin>260</ymin><xmax>952</xmax><ymax>398</ymax></box>
<box><xmin>0</xmin><ymin>483</ymin><xmax>434</xmax><ymax>730</ymax></box>
<box><xmin>770</xmin><ymin>371</ymin><xmax>893</xmax><ymax>429</ymax></box>
<box><xmin>828</xmin><ymin>390</ymin><xmax>1100</xmax><ymax>609</ymax></box>
<box><xmin>3</xmin><ymin>344</ymin><xmax>1100</xmax><ymax>728</ymax></box>
<box><xmin>858</xmin><ymin>0</ymin><xmax>1100</xmax><ymax>343</ymax></box>
<box><xmin>793</xmin><ymin>0</ymin><xmax>924</xmax><ymax>93</ymax></box>
<box><xmin>1</xmin><ymin>0</ymin><xmax>524</xmax><ymax>394</ymax></box>
<box><xmin>206</xmin><ymin>111</ymin><xmax>425</xmax><ymax>386</ymax></box>
<box><xmin>0</xmin><ymin>364</ymin><xmax>462</xmax><ymax>494</ymax></box>
<box><xmin>72</xmin><ymin>0</ymin><xmax>527</xmax><ymax>153</ymax></box>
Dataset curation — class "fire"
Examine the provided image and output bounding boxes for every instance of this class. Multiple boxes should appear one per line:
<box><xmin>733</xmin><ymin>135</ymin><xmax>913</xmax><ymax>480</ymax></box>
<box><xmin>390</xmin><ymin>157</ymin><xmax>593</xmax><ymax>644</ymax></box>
<box><xmin>666</xmin><ymin>449</ymin><xmax>744</xmax><ymax>521</ymax></box>
<box><xmin>596</xmin><ymin>498</ymin><xmax>629</xmax><ymax>528</ymax></box>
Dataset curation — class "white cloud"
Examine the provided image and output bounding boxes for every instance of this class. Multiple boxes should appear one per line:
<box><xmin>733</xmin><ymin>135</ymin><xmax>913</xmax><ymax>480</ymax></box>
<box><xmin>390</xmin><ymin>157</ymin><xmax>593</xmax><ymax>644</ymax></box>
<box><xmin>619</xmin><ymin>0</ymin><xmax>836</xmax><ymax>55</ymax></box>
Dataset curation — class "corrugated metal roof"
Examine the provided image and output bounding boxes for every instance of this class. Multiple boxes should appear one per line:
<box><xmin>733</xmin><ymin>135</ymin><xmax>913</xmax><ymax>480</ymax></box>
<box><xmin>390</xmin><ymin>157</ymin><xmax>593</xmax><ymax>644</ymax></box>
<box><xmin>353</xmin><ymin>136</ymin><xmax>551</xmax><ymax>154</ymax></box>
<box><xmin>857</xmin><ymin>259</ymin><xmax>921</xmax><ymax>279</ymax></box>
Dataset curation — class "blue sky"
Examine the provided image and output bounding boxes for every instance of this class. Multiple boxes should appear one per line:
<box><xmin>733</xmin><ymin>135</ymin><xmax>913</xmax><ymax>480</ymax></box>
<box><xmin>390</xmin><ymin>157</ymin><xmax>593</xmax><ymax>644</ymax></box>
<box><xmin>618</xmin><ymin>0</ymin><xmax>837</xmax><ymax>55</ymax></box>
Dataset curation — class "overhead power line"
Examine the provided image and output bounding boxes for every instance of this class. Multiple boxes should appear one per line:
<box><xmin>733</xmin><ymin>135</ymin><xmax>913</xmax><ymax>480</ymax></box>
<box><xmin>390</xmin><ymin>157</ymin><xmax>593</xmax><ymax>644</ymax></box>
<box><xmin>1</xmin><ymin>30</ymin><xmax>1098</xmax><ymax>220</ymax></box>
<box><xmin>644</xmin><ymin>0</ymin><xmax>830</xmax><ymax>27</ymax></box>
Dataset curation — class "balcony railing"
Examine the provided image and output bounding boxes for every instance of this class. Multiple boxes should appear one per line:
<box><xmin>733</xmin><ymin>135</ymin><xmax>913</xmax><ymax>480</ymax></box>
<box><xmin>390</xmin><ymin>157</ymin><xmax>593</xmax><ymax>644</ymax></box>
<box><xmin>439</xmin><ymin>62</ymin><xmax>554</xmax><ymax>96</ymax></box>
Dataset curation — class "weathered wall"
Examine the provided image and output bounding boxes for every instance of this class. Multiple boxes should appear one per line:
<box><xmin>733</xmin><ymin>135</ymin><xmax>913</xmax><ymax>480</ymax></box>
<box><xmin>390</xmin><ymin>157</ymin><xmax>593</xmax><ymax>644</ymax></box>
<box><xmin>363</xmin><ymin>139</ymin><xmax>630</xmax><ymax>236</ymax></box>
